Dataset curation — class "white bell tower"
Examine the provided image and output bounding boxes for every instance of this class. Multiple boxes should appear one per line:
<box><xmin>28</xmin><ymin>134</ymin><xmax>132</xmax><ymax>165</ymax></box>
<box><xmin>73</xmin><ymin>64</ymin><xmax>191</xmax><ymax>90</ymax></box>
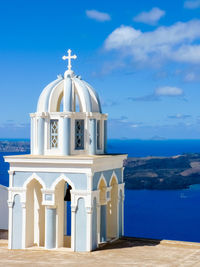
<box><xmin>5</xmin><ymin>50</ymin><xmax>126</xmax><ymax>252</ymax></box>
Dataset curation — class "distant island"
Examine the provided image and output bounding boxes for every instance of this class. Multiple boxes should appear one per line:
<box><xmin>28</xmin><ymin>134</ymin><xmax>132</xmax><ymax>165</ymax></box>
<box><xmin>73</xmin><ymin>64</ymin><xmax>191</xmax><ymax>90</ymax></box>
<box><xmin>1</xmin><ymin>140</ymin><xmax>200</xmax><ymax>190</ymax></box>
<box><xmin>0</xmin><ymin>140</ymin><xmax>30</xmax><ymax>152</ymax></box>
<box><xmin>124</xmin><ymin>154</ymin><xmax>200</xmax><ymax>190</ymax></box>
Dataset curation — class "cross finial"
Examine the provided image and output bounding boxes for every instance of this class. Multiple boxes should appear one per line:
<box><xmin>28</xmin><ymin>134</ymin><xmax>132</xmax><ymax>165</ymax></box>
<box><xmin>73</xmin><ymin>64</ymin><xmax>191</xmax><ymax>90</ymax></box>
<box><xmin>62</xmin><ymin>49</ymin><xmax>77</xmax><ymax>70</ymax></box>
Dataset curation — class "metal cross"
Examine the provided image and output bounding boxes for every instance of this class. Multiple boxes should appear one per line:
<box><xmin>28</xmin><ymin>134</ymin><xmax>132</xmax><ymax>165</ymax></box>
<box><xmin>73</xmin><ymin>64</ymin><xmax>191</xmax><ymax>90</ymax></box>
<box><xmin>62</xmin><ymin>49</ymin><xmax>77</xmax><ymax>70</ymax></box>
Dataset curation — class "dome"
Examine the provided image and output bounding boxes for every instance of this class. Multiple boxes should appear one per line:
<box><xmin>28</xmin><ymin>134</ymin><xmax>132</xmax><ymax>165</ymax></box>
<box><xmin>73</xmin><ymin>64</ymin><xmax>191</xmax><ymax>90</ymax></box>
<box><xmin>31</xmin><ymin>50</ymin><xmax>107</xmax><ymax>157</ymax></box>
<box><xmin>37</xmin><ymin>70</ymin><xmax>102</xmax><ymax>113</ymax></box>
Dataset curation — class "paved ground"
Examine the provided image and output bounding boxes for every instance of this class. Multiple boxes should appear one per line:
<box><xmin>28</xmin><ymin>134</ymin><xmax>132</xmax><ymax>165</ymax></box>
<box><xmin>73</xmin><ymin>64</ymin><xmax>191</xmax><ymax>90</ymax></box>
<box><xmin>1</xmin><ymin>237</ymin><xmax>200</xmax><ymax>266</ymax></box>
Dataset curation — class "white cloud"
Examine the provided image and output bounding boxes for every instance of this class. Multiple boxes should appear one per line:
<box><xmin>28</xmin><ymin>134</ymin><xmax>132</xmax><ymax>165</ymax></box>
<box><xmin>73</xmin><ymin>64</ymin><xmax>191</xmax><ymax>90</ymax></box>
<box><xmin>133</xmin><ymin>7</ymin><xmax>165</xmax><ymax>25</ymax></box>
<box><xmin>86</xmin><ymin>10</ymin><xmax>111</xmax><ymax>22</ymax></box>
<box><xmin>104</xmin><ymin>20</ymin><xmax>200</xmax><ymax>64</ymax></box>
<box><xmin>184</xmin><ymin>0</ymin><xmax>200</xmax><ymax>9</ymax></box>
<box><xmin>105</xmin><ymin>26</ymin><xmax>141</xmax><ymax>50</ymax></box>
<box><xmin>155</xmin><ymin>86</ymin><xmax>183</xmax><ymax>96</ymax></box>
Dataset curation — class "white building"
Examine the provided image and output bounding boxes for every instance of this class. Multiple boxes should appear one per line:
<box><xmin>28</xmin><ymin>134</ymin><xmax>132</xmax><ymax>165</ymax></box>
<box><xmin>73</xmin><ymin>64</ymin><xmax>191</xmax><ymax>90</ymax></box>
<box><xmin>0</xmin><ymin>185</ymin><xmax>8</xmax><ymax>230</ymax></box>
<box><xmin>4</xmin><ymin>50</ymin><xmax>127</xmax><ymax>251</ymax></box>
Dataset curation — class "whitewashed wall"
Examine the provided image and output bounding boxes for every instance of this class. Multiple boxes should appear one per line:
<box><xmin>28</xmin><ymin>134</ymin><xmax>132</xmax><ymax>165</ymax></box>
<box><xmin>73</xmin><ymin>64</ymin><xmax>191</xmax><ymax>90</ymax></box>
<box><xmin>0</xmin><ymin>185</ymin><xmax>8</xmax><ymax>230</ymax></box>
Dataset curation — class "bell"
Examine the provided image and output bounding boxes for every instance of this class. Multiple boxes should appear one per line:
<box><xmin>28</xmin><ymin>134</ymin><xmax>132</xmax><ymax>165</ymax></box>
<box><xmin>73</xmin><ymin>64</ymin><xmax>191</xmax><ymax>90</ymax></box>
<box><xmin>64</xmin><ymin>185</ymin><xmax>72</xmax><ymax>201</ymax></box>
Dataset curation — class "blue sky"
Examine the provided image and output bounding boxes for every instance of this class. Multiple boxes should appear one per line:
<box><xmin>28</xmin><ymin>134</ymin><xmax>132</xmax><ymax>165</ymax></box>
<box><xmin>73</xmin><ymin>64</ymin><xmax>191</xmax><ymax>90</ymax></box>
<box><xmin>0</xmin><ymin>0</ymin><xmax>200</xmax><ymax>139</ymax></box>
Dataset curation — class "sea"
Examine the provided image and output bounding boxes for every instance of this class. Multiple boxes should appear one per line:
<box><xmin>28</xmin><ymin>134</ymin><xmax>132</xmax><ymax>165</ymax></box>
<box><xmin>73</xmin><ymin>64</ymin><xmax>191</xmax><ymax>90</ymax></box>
<box><xmin>1</xmin><ymin>139</ymin><xmax>200</xmax><ymax>242</ymax></box>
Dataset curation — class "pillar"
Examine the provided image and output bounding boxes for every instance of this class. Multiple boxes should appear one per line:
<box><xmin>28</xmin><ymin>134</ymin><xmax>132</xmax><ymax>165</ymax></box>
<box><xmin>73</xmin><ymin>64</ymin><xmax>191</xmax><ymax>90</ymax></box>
<box><xmin>45</xmin><ymin>207</ymin><xmax>56</xmax><ymax>249</ymax></box>
<box><xmin>100</xmin><ymin>205</ymin><xmax>107</xmax><ymax>242</ymax></box>
<box><xmin>30</xmin><ymin>117</ymin><xmax>34</xmax><ymax>154</ymax></box>
<box><xmin>37</xmin><ymin>117</ymin><xmax>45</xmax><ymax>155</ymax></box>
<box><xmin>7</xmin><ymin>201</ymin><xmax>13</xmax><ymax>249</ymax></box>
<box><xmin>97</xmin><ymin>203</ymin><xmax>101</xmax><ymax>244</ymax></box>
<box><xmin>89</xmin><ymin>119</ymin><xmax>96</xmax><ymax>155</ymax></box>
<box><xmin>63</xmin><ymin>77</ymin><xmax>72</xmax><ymax>112</ymax></box>
<box><xmin>62</xmin><ymin>117</ymin><xmax>71</xmax><ymax>155</ymax></box>
<box><xmin>86</xmin><ymin>206</ymin><xmax>93</xmax><ymax>252</ymax></box>
<box><xmin>21</xmin><ymin>202</ymin><xmax>26</xmax><ymax>249</ymax></box>
<box><xmin>71</xmin><ymin>205</ymin><xmax>76</xmax><ymax>251</ymax></box>
<box><xmin>104</xmin><ymin>120</ymin><xmax>107</xmax><ymax>154</ymax></box>
<box><xmin>92</xmin><ymin>198</ymin><xmax>97</xmax><ymax>250</ymax></box>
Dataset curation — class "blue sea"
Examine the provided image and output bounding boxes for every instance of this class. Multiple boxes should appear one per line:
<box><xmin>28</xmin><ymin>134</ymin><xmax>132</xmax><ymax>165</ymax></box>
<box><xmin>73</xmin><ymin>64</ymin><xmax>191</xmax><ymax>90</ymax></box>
<box><xmin>2</xmin><ymin>139</ymin><xmax>200</xmax><ymax>242</ymax></box>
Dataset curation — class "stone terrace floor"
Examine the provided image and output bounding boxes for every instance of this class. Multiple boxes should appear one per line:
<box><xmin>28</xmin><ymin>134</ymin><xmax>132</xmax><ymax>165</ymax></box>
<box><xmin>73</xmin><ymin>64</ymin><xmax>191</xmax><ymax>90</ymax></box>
<box><xmin>1</xmin><ymin>237</ymin><xmax>200</xmax><ymax>266</ymax></box>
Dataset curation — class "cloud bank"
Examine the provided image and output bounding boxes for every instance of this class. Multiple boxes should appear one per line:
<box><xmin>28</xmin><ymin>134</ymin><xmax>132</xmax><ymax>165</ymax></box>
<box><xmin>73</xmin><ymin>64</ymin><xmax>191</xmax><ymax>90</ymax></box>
<box><xmin>104</xmin><ymin>20</ymin><xmax>200</xmax><ymax>64</ymax></box>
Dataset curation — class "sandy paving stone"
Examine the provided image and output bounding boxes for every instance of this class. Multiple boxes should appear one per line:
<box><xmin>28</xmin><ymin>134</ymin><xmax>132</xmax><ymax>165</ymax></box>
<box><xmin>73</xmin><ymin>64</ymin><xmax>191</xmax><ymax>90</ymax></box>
<box><xmin>0</xmin><ymin>238</ymin><xmax>200</xmax><ymax>266</ymax></box>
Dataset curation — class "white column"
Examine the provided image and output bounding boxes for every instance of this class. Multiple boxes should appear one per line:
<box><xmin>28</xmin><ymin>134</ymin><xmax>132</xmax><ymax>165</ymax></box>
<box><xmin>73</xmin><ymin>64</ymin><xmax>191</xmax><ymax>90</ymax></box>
<box><xmin>8</xmin><ymin>170</ymin><xmax>14</xmax><ymax>187</ymax></box>
<box><xmin>62</xmin><ymin>117</ymin><xmax>71</xmax><ymax>155</ymax></box>
<box><xmin>21</xmin><ymin>202</ymin><xmax>26</xmax><ymax>249</ymax></box>
<box><xmin>86</xmin><ymin>207</ymin><xmax>93</xmax><ymax>252</ymax></box>
<box><xmin>71</xmin><ymin>206</ymin><xmax>76</xmax><ymax>251</ymax></box>
<box><xmin>89</xmin><ymin>119</ymin><xmax>96</xmax><ymax>155</ymax></box>
<box><xmin>7</xmin><ymin>201</ymin><xmax>13</xmax><ymax>249</ymax></box>
<box><xmin>97</xmin><ymin>203</ymin><xmax>101</xmax><ymax>245</ymax></box>
<box><xmin>37</xmin><ymin>117</ymin><xmax>45</xmax><ymax>155</ymax></box>
<box><xmin>45</xmin><ymin>206</ymin><xmax>57</xmax><ymax>249</ymax></box>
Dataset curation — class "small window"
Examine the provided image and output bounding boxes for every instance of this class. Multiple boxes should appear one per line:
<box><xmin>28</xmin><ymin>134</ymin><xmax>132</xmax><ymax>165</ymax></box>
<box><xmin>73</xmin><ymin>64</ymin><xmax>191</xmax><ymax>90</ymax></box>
<box><xmin>50</xmin><ymin>120</ymin><xmax>59</xmax><ymax>148</ymax></box>
<box><xmin>75</xmin><ymin>120</ymin><xmax>84</xmax><ymax>150</ymax></box>
<box><xmin>97</xmin><ymin>120</ymin><xmax>101</xmax><ymax>150</ymax></box>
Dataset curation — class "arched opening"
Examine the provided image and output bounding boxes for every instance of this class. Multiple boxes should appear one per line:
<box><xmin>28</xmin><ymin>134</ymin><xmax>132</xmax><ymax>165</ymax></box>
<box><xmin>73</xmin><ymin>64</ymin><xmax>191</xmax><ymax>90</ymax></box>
<box><xmin>57</xmin><ymin>91</ymin><xmax>63</xmax><ymax>112</ymax></box>
<box><xmin>55</xmin><ymin>89</ymin><xmax>83</xmax><ymax>112</ymax></box>
<box><xmin>26</xmin><ymin>179</ymin><xmax>45</xmax><ymax>247</ymax></box>
<box><xmin>98</xmin><ymin>177</ymin><xmax>107</xmax><ymax>243</ymax></box>
<box><xmin>75</xmin><ymin>93</ymin><xmax>81</xmax><ymax>112</ymax></box>
<box><xmin>64</xmin><ymin>182</ymin><xmax>72</xmax><ymax>247</ymax></box>
<box><xmin>107</xmin><ymin>176</ymin><xmax>118</xmax><ymax>240</ymax></box>
<box><xmin>53</xmin><ymin>177</ymin><xmax>73</xmax><ymax>248</ymax></box>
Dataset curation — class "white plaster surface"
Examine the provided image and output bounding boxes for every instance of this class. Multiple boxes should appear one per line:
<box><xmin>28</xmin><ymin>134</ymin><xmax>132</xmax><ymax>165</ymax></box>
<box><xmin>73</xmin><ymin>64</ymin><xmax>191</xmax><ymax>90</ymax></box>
<box><xmin>0</xmin><ymin>185</ymin><xmax>8</xmax><ymax>230</ymax></box>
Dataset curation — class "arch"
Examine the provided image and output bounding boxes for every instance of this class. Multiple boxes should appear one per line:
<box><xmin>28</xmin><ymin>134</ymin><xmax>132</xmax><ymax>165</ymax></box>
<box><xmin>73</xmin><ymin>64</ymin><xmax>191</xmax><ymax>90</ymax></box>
<box><xmin>48</xmin><ymin>81</ymin><xmax>65</xmax><ymax>112</ymax></box>
<box><xmin>74</xmin><ymin>90</ymin><xmax>83</xmax><ymax>112</ymax></box>
<box><xmin>109</xmin><ymin>172</ymin><xmax>118</xmax><ymax>187</ymax></box>
<box><xmin>37</xmin><ymin>77</ymin><xmax>63</xmax><ymax>112</ymax></box>
<box><xmin>25</xmin><ymin>178</ymin><xmax>45</xmax><ymax>247</ymax></box>
<box><xmin>73</xmin><ymin>77</ymin><xmax>92</xmax><ymax>112</ymax></box>
<box><xmin>97</xmin><ymin>174</ymin><xmax>107</xmax><ymax>189</ymax></box>
<box><xmin>51</xmin><ymin>174</ymin><xmax>75</xmax><ymax>190</ymax></box>
<box><xmin>23</xmin><ymin>173</ymin><xmax>46</xmax><ymax>189</ymax></box>
<box><xmin>57</xmin><ymin>91</ymin><xmax>63</xmax><ymax>111</ymax></box>
<box><xmin>98</xmin><ymin>175</ymin><xmax>107</xmax><ymax>206</ymax></box>
<box><xmin>82</xmin><ymin>80</ymin><xmax>102</xmax><ymax>113</ymax></box>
